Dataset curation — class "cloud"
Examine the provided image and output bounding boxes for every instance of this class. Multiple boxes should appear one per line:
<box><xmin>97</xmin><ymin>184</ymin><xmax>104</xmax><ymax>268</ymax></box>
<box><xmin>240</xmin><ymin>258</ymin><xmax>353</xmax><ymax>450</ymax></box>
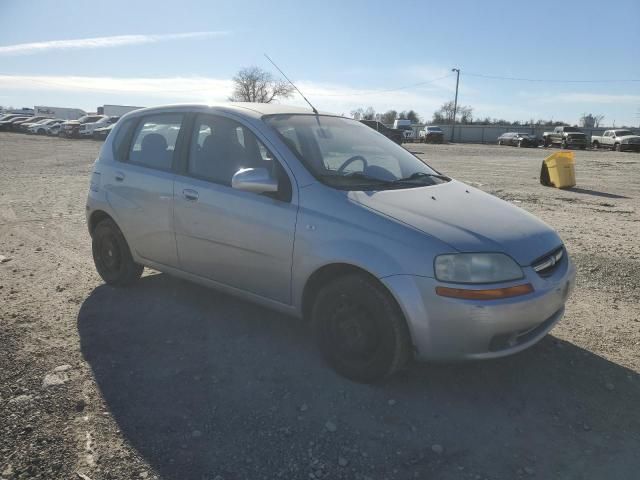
<box><xmin>0</xmin><ymin>31</ymin><xmax>228</xmax><ymax>56</ymax></box>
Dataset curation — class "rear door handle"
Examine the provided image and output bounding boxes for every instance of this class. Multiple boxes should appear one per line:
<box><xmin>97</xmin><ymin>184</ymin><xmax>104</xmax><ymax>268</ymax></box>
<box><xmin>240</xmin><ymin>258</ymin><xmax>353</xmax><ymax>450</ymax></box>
<box><xmin>182</xmin><ymin>189</ymin><xmax>199</xmax><ymax>201</ymax></box>
<box><xmin>114</xmin><ymin>171</ymin><xmax>125</xmax><ymax>182</ymax></box>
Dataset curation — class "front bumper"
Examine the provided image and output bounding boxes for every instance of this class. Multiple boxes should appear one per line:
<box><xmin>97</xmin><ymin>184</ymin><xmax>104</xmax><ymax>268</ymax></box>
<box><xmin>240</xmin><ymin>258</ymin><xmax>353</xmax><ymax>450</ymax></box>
<box><xmin>382</xmin><ymin>254</ymin><xmax>576</xmax><ymax>361</ymax></box>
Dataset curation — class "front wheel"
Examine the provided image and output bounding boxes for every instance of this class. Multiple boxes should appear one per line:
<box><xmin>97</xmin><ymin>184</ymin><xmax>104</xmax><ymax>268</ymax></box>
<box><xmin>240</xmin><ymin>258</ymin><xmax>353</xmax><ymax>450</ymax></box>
<box><xmin>561</xmin><ymin>140</ymin><xmax>567</xmax><ymax>149</ymax></box>
<box><xmin>92</xmin><ymin>218</ymin><xmax>143</xmax><ymax>286</ymax></box>
<box><xmin>614</xmin><ymin>143</ymin><xmax>622</xmax><ymax>152</ymax></box>
<box><xmin>311</xmin><ymin>274</ymin><xmax>412</xmax><ymax>383</ymax></box>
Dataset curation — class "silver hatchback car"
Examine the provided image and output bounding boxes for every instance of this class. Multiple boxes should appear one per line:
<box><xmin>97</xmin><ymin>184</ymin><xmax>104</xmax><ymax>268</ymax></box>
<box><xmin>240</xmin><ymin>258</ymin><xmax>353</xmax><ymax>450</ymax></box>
<box><xmin>86</xmin><ymin>103</ymin><xmax>575</xmax><ymax>382</ymax></box>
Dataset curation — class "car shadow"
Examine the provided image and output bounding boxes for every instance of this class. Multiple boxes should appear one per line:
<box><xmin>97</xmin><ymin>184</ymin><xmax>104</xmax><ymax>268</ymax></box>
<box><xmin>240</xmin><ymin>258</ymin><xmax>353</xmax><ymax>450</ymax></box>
<box><xmin>566</xmin><ymin>187</ymin><xmax>629</xmax><ymax>199</ymax></box>
<box><xmin>78</xmin><ymin>273</ymin><xmax>640</xmax><ymax>480</ymax></box>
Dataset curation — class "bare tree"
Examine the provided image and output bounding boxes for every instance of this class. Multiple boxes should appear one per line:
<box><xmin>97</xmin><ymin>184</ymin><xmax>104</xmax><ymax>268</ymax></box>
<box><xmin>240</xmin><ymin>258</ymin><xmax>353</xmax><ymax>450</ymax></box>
<box><xmin>400</xmin><ymin>110</ymin><xmax>421</xmax><ymax>123</ymax></box>
<box><xmin>433</xmin><ymin>101</ymin><xmax>472</xmax><ymax>124</ymax></box>
<box><xmin>229</xmin><ymin>66</ymin><xmax>294</xmax><ymax>103</ymax></box>
<box><xmin>379</xmin><ymin>109</ymin><xmax>398</xmax><ymax>125</ymax></box>
<box><xmin>580</xmin><ymin>113</ymin><xmax>605</xmax><ymax>128</ymax></box>
<box><xmin>457</xmin><ymin>105</ymin><xmax>473</xmax><ymax>124</ymax></box>
<box><xmin>350</xmin><ymin>107</ymin><xmax>376</xmax><ymax>120</ymax></box>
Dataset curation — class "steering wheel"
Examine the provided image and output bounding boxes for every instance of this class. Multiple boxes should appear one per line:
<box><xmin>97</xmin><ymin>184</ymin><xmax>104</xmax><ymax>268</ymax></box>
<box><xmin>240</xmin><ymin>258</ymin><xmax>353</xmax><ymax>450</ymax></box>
<box><xmin>337</xmin><ymin>155</ymin><xmax>368</xmax><ymax>174</ymax></box>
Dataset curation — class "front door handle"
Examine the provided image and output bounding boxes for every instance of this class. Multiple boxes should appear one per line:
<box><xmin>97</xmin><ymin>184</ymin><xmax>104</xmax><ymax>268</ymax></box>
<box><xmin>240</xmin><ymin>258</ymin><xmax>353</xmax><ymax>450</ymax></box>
<box><xmin>182</xmin><ymin>189</ymin><xmax>199</xmax><ymax>202</ymax></box>
<box><xmin>114</xmin><ymin>171</ymin><xmax>125</xmax><ymax>182</ymax></box>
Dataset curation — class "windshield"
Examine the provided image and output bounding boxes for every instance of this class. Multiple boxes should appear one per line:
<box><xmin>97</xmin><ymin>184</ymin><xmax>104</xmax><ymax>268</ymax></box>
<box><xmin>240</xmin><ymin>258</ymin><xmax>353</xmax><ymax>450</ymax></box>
<box><xmin>517</xmin><ymin>133</ymin><xmax>532</xmax><ymax>137</ymax></box>
<box><xmin>614</xmin><ymin>130</ymin><xmax>633</xmax><ymax>136</ymax></box>
<box><xmin>562</xmin><ymin>127</ymin><xmax>581</xmax><ymax>132</ymax></box>
<box><xmin>427</xmin><ymin>127</ymin><xmax>442</xmax><ymax>132</ymax></box>
<box><xmin>265</xmin><ymin>115</ymin><xmax>447</xmax><ymax>190</ymax></box>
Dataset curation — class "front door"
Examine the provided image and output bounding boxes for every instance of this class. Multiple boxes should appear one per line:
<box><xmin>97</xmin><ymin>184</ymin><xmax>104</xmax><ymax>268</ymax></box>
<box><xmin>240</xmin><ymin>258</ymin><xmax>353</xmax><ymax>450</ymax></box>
<box><xmin>173</xmin><ymin>113</ymin><xmax>297</xmax><ymax>304</ymax></box>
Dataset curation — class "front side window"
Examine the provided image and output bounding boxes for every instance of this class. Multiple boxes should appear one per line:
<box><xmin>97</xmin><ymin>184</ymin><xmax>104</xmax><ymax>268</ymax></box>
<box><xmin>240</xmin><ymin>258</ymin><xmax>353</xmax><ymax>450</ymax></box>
<box><xmin>265</xmin><ymin>115</ymin><xmax>448</xmax><ymax>191</ymax></box>
<box><xmin>128</xmin><ymin>114</ymin><xmax>184</xmax><ymax>170</ymax></box>
<box><xmin>187</xmin><ymin>114</ymin><xmax>290</xmax><ymax>199</ymax></box>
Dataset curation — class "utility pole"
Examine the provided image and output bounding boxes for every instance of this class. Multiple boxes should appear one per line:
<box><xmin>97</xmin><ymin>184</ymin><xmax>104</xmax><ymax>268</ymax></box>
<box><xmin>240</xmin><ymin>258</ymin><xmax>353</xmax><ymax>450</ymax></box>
<box><xmin>451</xmin><ymin>68</ymin><xmax>460</xmax><ymax>142</ymax></box>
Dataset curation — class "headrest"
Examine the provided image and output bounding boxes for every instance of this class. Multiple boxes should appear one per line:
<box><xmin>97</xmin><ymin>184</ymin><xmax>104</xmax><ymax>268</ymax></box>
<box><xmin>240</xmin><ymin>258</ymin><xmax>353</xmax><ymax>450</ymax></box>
<box><xmin>141</xmin><ymin>133</ymin><xmax>167</xmax><ymax>152</ymax></box>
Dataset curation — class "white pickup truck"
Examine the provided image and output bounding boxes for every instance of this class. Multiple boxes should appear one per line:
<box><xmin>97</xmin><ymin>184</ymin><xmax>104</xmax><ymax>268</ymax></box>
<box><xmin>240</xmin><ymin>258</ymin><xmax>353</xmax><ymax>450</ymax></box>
<box><xmin>591</xmin><ymin>129</ymin><xmax>640</xmax><ymax>152</ymax></box>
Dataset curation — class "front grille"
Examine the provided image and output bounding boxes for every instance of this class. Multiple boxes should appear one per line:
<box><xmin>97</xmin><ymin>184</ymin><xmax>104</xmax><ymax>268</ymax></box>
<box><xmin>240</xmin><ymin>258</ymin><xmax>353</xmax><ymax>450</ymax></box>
<box><xmin>531</xmin><ymin>246</ymin><xmax>564</xmax><ymax>277</ymax></box>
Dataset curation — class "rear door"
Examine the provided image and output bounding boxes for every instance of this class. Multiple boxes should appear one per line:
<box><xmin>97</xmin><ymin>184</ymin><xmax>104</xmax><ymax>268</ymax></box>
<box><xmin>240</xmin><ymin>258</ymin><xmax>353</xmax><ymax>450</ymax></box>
<box><xmin>173</xmin><ymin>113</ymin><xmax>298</xmax><ymax>304</ymax></box>
<box><xmin>106</xmin><ymin>113</ymin><xmax>185</xmax><ymax>267</ymax></box>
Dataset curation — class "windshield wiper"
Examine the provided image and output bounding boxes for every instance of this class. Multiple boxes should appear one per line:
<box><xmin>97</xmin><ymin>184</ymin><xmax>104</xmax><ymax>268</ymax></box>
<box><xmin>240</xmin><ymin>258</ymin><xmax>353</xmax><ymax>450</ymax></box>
<box><xmin>318</xmin><ymin>172</ymin><xmax>391</xmax><ymax>184</ymax></box>
<box><xmin>393</xmin><ymin>172</ymin><xmax>450</xmax><ymax>183</ymax></box>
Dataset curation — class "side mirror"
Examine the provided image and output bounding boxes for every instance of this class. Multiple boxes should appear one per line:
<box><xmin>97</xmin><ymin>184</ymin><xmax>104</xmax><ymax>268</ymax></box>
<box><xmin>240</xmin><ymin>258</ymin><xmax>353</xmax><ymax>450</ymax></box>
<box><xmin>231</xmin><ymin>167</ymin><xmax>278</xmax><ymax>194</ymax></box>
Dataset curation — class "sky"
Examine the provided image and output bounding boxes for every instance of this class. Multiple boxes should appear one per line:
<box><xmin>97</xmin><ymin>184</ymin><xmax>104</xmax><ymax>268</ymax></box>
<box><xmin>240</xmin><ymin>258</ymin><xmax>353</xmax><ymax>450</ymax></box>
<box><xmin>0</xmin><ymin>0</ymin><xmax>639</xmax><ymax>126</ymax></box>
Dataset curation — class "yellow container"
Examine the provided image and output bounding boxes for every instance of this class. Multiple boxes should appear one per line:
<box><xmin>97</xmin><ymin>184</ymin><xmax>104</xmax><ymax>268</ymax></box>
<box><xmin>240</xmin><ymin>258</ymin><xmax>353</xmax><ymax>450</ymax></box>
<box><xmin>543</xmin><ymin>151</ymin><xmax>576</xmax><ymax>188</ymax></box>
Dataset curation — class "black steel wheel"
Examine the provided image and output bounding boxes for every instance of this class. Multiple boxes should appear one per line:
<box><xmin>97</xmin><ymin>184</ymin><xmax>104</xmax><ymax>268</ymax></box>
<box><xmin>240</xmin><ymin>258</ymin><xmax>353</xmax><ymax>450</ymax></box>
<box><xmin>92</xmin><ymin>218</ymin><xmax>143</xmax><ymax>286</ymax></box>
<box><xmin>312</xmin><ymin>274</ymin><xmax>411</xmax><ymax>383</ymax></box>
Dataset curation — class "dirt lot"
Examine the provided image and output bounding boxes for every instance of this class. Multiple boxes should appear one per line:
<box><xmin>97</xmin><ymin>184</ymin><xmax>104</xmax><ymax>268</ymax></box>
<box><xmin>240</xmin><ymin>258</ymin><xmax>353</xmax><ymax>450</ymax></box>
<box><xmin>1</xmin><ymin>133</ymin><xmax>639</xmax><ymax>480</ymax></box>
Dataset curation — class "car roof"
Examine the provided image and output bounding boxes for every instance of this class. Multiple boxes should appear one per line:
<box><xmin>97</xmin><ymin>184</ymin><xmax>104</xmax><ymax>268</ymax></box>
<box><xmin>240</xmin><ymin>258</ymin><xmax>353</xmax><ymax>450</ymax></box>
<box><xmin>121</xmin><ymin>103</ymin><xmax>334</xmax><ymax>121</ymax></box>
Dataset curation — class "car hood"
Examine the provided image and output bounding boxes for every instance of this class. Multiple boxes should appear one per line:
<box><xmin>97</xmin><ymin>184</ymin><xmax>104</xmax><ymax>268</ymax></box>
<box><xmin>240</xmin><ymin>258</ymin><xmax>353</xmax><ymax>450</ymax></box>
<box><xmin>618</xmin><ymin>135</ymin><xmax>640</xmax><ymax>141</ymax></box>
<box><xmin>349</xmin><ymin>180</ymin><xmax>561</xmax><ymax>266</ymax></box>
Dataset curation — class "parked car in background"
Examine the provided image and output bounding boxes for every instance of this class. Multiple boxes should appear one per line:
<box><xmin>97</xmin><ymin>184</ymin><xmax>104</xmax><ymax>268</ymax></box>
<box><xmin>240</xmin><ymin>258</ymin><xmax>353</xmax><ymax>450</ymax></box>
<box><xmin>28</xmin><ymin>118</ymin><xmax>64</xmax><ymax>135</ymax></box>
<box><xmin>360</xmin><ymin>120</ymin><xmax>404</xmax><ymax>144</ymax></box>
<box><xmin>80</xmin><ymin>116</ymin><xmax>120</xmax><ymax>138</ymax></box>
<box><xmin>86</xmin><ymin>103</ymin><xmax>575</xmax><ymax>382</ymax></box>
<box><xmin>0</xmin><ymin>113</ymin><xmax>32</xmax><ymax>123</ymax></box>
<box><xmin>92</xmin><ymin>123</ymin><xmax>116</xmax><ymax>140</ymax></box>
<box><xmin>60</xmin><ymin>115</ymin><xmax>105</xmax><ymax>138</ymax></box>
<box><xmin>16</xmin><ymin>116</ymin><xmax>52</xmax><ymax>133</ymax></box>
<box><xmin>590</xmin><ymin>129</ymin><xmax>640</xmax><ymax>152</ymax></box>
<box><xmin>9</xmin><ymin>116</ymin><xmax>49</xmax><ymax>132</ymax></box>
<box><xmin>48</xmin><ymin>123</ymin><xmax>63</xmax><ymax>136</ymax></box>
<box><xmin>393</xmin><ymin>118</ymin><xmax>415</xmax><ymax>143</ymax></box>
<box><xmin>542</xmin><ymin>126</ymin><xmax>587</xmax><ymax>149</ymax></box>
<box><xmin>497</xmin><ymin>132</ymin><xmax>539</xmax><ymax>148</ymax></box>
<box><xmin>0</xmin><ymin>116</ymin><xmax>30</xmax><ymax>131</ymax></box>
<box><xmin>419</xmin><ymin>126</ymin><xmax>445</xmax><ymax>144</ymax></box>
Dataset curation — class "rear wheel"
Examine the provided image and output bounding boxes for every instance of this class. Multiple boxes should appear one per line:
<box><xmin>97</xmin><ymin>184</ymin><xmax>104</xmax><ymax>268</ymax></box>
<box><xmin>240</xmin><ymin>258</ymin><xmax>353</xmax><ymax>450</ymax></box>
<box><xmin>311</xmin><ymin>274</ymin><xmax>412</xmax><ymax>383</ymax></box>
<box><xmin>92</xmin><ymin>218</ymin><xmax>143</xmax><ymax>286</ymax></box>
<box><xmin>614</xmin><ymin>143</ymin><xmax>622</xmax><ymax>152</ymax></box>
<box><xmin>592</xmin><ymin>141</ymin><xmax>599</xmax><ymax>150</ymax></box>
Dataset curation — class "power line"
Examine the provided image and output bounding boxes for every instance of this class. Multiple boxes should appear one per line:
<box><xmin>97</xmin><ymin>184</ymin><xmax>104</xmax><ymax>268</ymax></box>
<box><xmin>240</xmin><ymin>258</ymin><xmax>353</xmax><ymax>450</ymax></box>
<box><xmin>311</xmin><ymin>73</ymin><xmax>455</xmax><ymax>97</ymax></box>
<box><xmin>463</xmin><ymin>72</ymin><xmax>640</xmax><ymax>83</ymax></box>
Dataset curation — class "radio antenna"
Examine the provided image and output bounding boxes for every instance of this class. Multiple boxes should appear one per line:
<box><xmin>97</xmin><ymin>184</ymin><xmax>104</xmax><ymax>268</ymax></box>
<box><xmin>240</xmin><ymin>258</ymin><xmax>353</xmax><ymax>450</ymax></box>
<box><xmin>264</xmin><ymin>53</ymin><xmax>318</xmax><ymax>114</ymax></box>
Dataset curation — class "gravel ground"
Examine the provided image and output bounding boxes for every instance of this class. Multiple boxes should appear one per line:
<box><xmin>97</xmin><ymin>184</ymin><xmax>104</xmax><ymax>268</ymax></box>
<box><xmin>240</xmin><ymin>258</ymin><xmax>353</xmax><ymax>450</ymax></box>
<box><xmin>1</xmin><ymin>133</ymin><xmax>639</xmax><ymax>480</ymax></box>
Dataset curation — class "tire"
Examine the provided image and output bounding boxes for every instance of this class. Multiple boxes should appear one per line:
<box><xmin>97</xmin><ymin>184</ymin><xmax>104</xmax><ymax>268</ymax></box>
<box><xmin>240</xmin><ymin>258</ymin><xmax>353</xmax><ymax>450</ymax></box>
<box><xmin>498</xmin><ymin>140</ymin><xmax>503</xmax><ymax>146</ymax></box>
<box><xmin>592</xmin><ymin>141</ymin><xmax>598</xmax><ymax>150</ymax></box>
<box><xmin>614</xmin><ymin>143</ymin><xmax>622</xmax><ymax>152</ymax></box>
<box><xmin>561</xmin><ymin>139</ymin><xmax>567</xmax><ymax>149</ymax></box>
<box><xmin>311</xmin><ymin>274</ymin><xmax>412</xmax><ymax>383</ymax></box>
<box><xmin>543</xmin><ymin>138</ymin><xmax>550</xmax><ymax>148</ymax></box>
<box><xmin>517</xmin><ymin>140</ymin><xmax>522</xmax><ymax>148</ymax></box>
<box><xmin>92</xmin><ymin>218</ymin><xmax>143</xmax><ymax>286</ymax></box>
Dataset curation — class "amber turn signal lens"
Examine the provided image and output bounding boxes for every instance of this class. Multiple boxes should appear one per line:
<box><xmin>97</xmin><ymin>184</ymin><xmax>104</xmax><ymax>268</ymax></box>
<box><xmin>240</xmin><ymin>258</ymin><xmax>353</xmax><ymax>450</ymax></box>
<box><xmin>435</xmin><ymin>283</ymin><xmax>534</xmax><ymax>300</ymax></box>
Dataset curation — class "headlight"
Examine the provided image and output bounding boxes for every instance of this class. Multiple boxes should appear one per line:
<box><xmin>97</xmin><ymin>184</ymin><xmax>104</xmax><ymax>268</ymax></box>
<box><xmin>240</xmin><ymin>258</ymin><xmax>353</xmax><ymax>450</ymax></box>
<box><xmin>434</xmin><ymin>253</ymin><xmax>524</xmax><ymax>284</ymax></box>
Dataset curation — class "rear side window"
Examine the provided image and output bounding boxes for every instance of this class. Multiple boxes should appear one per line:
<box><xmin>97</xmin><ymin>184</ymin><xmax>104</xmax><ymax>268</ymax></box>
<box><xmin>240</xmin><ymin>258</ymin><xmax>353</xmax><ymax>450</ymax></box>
<box><xmin>128</xmin><ymin>114</ymin><xmax>184</xmax><ymax>171</ymax></box>
<box><xmin>112</xmin><ymin>118</ymin><xmax>136</xmax><ymax>161</ymax></box>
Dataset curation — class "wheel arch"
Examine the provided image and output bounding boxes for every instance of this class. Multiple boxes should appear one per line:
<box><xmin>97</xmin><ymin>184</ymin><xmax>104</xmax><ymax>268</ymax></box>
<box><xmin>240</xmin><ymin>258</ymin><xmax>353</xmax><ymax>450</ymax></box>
<box><xmin>88</xmin><ymin>209</ymin><xmax>116</xmax><ymax>236</ymax></box>
<box><xmin>301</xmin><ymin>263</ymin><xmax>400</xmax><ymax>322</ymax></box>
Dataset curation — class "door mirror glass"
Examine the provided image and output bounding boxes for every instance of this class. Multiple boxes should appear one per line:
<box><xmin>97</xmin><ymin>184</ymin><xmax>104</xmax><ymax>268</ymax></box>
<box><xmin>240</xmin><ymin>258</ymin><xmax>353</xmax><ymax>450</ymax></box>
<box><xmin>232</xmin><ymin>168</ymin><xmax>278</xmax><ymax>193</ymax></box>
